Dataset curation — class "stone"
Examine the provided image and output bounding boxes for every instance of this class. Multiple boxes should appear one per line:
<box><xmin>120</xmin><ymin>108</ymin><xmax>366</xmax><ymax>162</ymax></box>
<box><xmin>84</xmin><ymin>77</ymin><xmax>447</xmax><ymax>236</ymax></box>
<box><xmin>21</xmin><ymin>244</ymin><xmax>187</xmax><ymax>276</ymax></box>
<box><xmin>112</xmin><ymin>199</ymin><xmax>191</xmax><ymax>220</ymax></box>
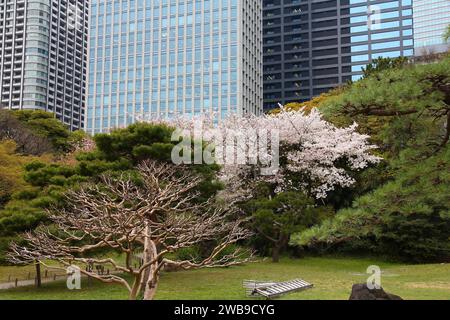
<box><xmin>349</xmin><ymin>284</ymin><xmax>403</xmax><ymax>300</ymax></box>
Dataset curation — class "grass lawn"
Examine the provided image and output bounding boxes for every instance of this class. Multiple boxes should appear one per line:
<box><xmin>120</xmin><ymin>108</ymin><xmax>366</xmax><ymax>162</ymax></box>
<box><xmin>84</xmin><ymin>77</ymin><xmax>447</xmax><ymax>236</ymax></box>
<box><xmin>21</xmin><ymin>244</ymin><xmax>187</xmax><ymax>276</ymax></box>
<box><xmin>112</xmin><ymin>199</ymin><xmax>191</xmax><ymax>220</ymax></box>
<box><xmin>0</xmin><ymin>264</ymin><xmax>40</xmax><ymax>283</ymax></box>
<box><xmin>0</xmin><ymin>256</ymin><xmax>449</xmax><ymax>300</ymax></box>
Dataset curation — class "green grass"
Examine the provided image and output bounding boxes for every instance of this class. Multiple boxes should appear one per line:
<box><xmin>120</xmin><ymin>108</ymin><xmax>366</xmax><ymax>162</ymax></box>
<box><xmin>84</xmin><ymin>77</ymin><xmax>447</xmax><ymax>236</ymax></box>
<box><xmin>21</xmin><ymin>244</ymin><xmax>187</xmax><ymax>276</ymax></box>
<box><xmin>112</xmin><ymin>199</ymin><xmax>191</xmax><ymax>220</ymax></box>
<box><xmin>0</xmin><ymin>256</ymin><xmax>449</xmax><ymax>300</ymax></box>
<box><xmin>0</xmin><ymin>262</ymin><xmax>64</xmax><ymax>283</ymax></box>
<box><xmin>0</xmin><ymin>264</ymin><xmax>39</xmax><ymax>283</ymax></box>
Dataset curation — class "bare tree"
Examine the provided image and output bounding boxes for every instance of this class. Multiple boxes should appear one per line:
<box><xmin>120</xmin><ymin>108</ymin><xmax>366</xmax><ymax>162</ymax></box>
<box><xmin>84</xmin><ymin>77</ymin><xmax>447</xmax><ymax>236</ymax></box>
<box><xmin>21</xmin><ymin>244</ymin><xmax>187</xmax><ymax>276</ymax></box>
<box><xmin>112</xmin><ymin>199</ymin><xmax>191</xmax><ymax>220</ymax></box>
<box><xmin>8</xmin><ymin>160</ymin><xmax>253</xmax><ymax>300</ymax></box>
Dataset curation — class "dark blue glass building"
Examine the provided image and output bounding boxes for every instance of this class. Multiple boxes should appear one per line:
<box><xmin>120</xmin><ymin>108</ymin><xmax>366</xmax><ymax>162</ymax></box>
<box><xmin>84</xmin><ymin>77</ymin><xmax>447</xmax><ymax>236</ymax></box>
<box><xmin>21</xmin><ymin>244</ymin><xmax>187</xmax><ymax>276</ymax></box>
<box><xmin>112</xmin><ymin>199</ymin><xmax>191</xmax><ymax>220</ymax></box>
<box><xmin>263</xmin><ymin>0</ymin><xmax>414</xmax><ymax>111</ymax></box>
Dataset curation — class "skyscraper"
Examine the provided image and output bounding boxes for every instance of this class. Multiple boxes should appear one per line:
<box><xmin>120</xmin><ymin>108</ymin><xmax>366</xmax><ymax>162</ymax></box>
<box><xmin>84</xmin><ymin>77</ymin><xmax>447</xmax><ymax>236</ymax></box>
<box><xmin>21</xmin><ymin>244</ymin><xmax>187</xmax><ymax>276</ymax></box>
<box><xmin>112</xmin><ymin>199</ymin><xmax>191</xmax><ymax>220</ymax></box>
<box><xmin>413</xmin><ymin>0</ymin><xmax>450</xmax><ymax>55</ymax></box>
<box><xmin>263</xmin><ymin>0</ymin><xmax>414</xmax><ymax>111</ymax></box>
<box><xmin>86</xmin><ymin>0</ymin><xmax>262</xmax><ymax>134</ymax></box>
<box><xmin>0</xmin><ymin>0</ymin><xmax>89</xmax><ymax>130</ymax></box>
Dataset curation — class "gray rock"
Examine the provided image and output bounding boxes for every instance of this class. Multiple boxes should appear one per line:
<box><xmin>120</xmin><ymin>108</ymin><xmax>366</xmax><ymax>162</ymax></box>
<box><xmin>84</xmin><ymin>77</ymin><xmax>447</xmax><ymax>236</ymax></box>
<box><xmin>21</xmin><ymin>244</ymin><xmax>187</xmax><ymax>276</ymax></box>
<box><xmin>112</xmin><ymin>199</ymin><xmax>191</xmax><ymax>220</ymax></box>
<box><xmin>349</xmin><ymin>284</ymin><xmax>403</xmax><ymax>300</ymax></box>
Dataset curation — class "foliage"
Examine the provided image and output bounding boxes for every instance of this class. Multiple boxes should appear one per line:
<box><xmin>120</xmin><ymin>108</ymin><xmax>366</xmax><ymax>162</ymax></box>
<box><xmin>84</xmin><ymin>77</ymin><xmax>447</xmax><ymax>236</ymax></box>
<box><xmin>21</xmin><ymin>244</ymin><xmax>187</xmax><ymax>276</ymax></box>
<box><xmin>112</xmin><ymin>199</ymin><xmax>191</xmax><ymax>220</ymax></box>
<box><xmin>295</xmin><ymin>57</ymin><xmax>450</xmax><ymax>262</ymax></box>
<box><xmin>94</xmin><ymin>123</ymin><xmax>175</xmax><ymax>163</ymax></box>
<box><xmin>167</xmin><ymin>110</ymin><xmax>379</xmax><ymax>261</ymax></box>
<box><xmin>0</xmin><ymin>141</ymin><xmax>27</xmax><ymax>206</ymax></box>
<box><xmin>13</xmin><ymin>110</ymin><xmax>72</xmax><ymax>151</ymax></box>
<box><xmin>1</xmin><ymin>108</ymin><xmax>82</xmax><ymax>155</ymax></box>
<box><xmin>444</xmin><ymin>24</ymin><xmax>450</xmax><ymax>42</ymax></box>
<box><xmin>361</xmin><ymin>56</ymin><xmax>409</xmax><ymax>79</ymax></box>
<box><xmin>293</xmin><ymin>147</ymin><xmax>450</xmax><ymax>262</ymax></box>
<box><xmin>12</xmin><ymin>110</ymin><xmax>72</xmax><ymax>152</ymax></box>
<box><xmin>244</xmin><ymin>190</ymin><xmax>333</xmax><ymax>262</ymax></box>
<box><xmin>85</xmin><ymin>123</ymin><xmax>222</xmax><ymax>201</ymax></box>
<box><xmin>321</xmin><ymin>56</ymin><xmax>450</xmax><ymax>158</ymax></box>
<box><xmin>0</xmin><ymin>156</ymin><xmax>51</xmax><ymax>240</ymax></box>
<box><xmin>269</xmin><ymin>90</ymin><xmax>343</xmax><ymax>114</ymax></box>
<box><xmin>9</xmin><ymin>160</ymin><xmax>253</xmax><ymax>300</ymax></box>
<box><xmin>0</xmin><ymin>138</ymin><xmax>53</xmax><ymax>263</ymax></box>
<box><xmin>173</xmin><ymin>246</ymin><xmax>203</xmax><ymax>263</ymax></box>
<box><xmin>0</xmin><ymin>122</ymin><xmax>222</xmax><ymax>264</ymax></box>
<box><xmin>0</xmin><ymin>110</ymin><xmax>53</xmax><ymax>155</ymax></box>
<box><xmin>0</xmin><ymin>204</ymin><xmax>47</xmax><ymax>237</ymax></box>
<box><xmin>211</xmin><ymin>109</ymin><xmax>380</xmax><ymax>199</ymax></box>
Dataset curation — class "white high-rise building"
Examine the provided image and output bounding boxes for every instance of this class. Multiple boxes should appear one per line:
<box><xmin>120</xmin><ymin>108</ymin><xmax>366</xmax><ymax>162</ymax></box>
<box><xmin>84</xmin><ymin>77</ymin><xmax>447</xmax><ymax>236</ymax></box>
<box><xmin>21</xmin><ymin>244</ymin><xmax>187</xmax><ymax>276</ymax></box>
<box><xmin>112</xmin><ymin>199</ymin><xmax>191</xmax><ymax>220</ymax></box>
<box><xmin>413</xmin><ymin>0</ymin><xmax>450</xmax><ymax>55</ymax></box>
<box><xmin>86</xmin><ymin>0</ymin><xmax>262</xmax><ymax>134</ymax></box>
<box><xmin>0</xmin><ymin>0</ymin><xmax>89</xmax><ymax>130</ymax></box>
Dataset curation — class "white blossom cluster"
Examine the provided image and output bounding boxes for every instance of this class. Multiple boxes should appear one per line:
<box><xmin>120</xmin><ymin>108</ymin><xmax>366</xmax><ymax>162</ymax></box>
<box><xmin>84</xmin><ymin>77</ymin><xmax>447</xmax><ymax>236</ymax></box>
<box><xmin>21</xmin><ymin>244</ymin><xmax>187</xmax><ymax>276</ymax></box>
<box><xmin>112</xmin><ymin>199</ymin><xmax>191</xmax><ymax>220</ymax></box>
<box><xmin>145</xmin><ymin>107</ymin><xmax>381</xmax><ymax>199</ymax></box>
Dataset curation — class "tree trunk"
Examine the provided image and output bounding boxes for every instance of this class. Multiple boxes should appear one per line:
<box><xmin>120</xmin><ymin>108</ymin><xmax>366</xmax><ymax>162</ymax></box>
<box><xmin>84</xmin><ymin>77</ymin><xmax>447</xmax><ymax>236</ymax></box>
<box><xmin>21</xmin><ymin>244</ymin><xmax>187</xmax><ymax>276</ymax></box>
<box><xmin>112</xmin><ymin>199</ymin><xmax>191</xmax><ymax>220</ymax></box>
<box><xmin>271</xmin><ymin>234</ymin><xmax>289</xmax><ymax>263</ymax></box>
<box><xmin>35</xmin><ymin>261</ymin><xmax>41</xmax><ymax>288</ymax></box>
<box><xmin>129</xmin><ymin>274</ymin><xmax>142</xmax><ymax>300</ymax></box>
<box><xmin>140</xmin><ymin>224</ymin><xmax>151</xmax><ymax>293</ymax></box>
<box><xmin>141</xmin><ymin>224</ymin><xmax>159</xmax><ymax>300</ymax></box>
<box><xmin>143</xmin><ymin>240</ymin><xmax>159</xmax><ymax>300</ymax></box>
<box><xmin>143</xmin><ymin>270</ymin><xmax>159</xmax><ymax>300</ymax></box>
<box><xmin>272</xmin><ymin>244</ymin><xmax>281</xmax><ymax>263</ymax></box>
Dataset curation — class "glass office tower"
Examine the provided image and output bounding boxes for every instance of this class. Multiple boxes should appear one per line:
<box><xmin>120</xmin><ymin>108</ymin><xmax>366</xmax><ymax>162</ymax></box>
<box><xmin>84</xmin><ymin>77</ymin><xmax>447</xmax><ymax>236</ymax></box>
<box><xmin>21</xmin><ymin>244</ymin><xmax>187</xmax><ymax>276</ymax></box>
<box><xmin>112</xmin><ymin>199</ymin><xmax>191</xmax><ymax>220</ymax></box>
<box><xmin>413</xmin><ymin>0</ymin><xmax>450</xmax><ymax>55</ymax></box>
<box><xmin>0</xmin><ymin>0</ymin><xmax>89</xmax><ymax>130</ymax></box>
<box><xmin>262</xmin><ymin>0</ymin><xmax>414</xmax><ymax>111</ymax></box>
<box><xmin>346</xmin><ymin>0</ymin><xmax>414</xmax><ymax>80</ymax></box>
<box><xmin>87</xmin><ymin>0</ymin><xmax>262</xmax><ymax>134</ymax></box>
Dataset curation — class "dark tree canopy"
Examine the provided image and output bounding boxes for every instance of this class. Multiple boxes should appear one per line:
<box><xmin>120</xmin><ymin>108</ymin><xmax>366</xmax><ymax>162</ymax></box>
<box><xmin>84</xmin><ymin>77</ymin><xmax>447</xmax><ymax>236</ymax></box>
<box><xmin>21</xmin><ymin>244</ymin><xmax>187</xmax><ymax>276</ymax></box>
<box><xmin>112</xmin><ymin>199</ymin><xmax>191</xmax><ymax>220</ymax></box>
<box><xmin>294</xmin><ymin>56</ymin><xmax>450</xmax><ymax>262</ymax></box>
<box><xmin>12</xmin><ymin>110</ymin><xmax>72</xmax><ymax>152</ymax></box>
<box><xmin>322</xmin><ymin>56</ymin><xmax>450</xmax><ymax>158</ymax></box>
<box><xmin>0</xmin><ymin>109</ymin><xmax>53</xmax><ymax>155</ymax></box>
<box><xmin>0</xmin><ymin>122</ymin><xmax>223</xmax><ymax>264</ymax></box>
<box><xmin>361</xmin><ymin>56</ymin><xmax>409</xmax><ymax>79</ymax></box>
<box><xmin>244</xmin><ymin>189</ymin><xmax>332</xmax><ymax>262</ymax></box>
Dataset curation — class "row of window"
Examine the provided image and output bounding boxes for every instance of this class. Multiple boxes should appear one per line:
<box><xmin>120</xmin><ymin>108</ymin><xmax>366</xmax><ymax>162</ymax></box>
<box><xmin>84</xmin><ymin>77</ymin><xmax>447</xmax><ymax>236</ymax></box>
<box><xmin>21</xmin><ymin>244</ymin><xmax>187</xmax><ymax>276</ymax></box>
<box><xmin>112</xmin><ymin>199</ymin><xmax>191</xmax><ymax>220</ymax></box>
<box><xmin>350</xmin><ymin>0</ymin><xmax>412</xmax><ymax>14</ymax></box>
<box><xmin>92</xmin><ymin>0</ymin><xmax>239</xmax><ymax>16</ymax></box>
<box><xmin>350</xmin><ymin>19</ymin><xmax>412</xmax><ymax>33</ymax></box>
<box><xmin>88</xmin><ymin>80</ymin><xmax>239</xmax><ymax>105</ymax></box>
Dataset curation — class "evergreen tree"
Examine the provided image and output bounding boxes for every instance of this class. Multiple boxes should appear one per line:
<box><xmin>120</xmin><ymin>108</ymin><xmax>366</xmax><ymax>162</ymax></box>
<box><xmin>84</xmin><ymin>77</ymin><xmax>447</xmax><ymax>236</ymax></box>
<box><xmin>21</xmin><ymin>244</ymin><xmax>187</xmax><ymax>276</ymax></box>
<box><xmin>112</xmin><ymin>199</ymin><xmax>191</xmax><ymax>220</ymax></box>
<box><xmin>245</xmin><ymin>189</ymin><xmax>332</xmax><ymax>262</ymax></box>
<box><xmin>293</xmin><ymin>57</ymin><xmax>450</xmax><ymax>261</ymax></box>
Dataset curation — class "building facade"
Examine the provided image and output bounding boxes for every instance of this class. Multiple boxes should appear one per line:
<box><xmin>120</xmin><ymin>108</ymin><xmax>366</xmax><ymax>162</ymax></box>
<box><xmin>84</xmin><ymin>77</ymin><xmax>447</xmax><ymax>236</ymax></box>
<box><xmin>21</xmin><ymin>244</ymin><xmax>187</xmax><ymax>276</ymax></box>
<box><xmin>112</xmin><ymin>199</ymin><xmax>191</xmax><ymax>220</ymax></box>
<box><xmin>0</xmin><ymin>0</ymin><xmax>89</xmax><ymax>130</ymax></box>
<box><xmin>86</xmin><ymin>0</ymin><xmax>262</xmax><ymax>134</ymax></box>
<box><xmin>413</xmin><ymin>0</ymin><xmax>450</xmax><ymax>55</ymax></box>
<box><xmin>263</xmin><ymin>0</ymin><xmax>414</xmax><ymax>111</ymax></box>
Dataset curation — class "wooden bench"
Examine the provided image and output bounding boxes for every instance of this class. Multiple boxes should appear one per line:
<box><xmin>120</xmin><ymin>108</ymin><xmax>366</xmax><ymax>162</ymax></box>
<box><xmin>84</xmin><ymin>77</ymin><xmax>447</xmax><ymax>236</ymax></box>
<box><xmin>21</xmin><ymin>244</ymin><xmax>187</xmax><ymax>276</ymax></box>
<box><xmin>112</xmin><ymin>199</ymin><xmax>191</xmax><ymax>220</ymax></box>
<box><xmin>243</xmin><ymin>280</ymin><xmax>278</xmax><ymax>296</ymax></box>
<box><xmin>243</xmin><ymin>279</ymin><xmax>313</xmax><ymax>299</ymax></box>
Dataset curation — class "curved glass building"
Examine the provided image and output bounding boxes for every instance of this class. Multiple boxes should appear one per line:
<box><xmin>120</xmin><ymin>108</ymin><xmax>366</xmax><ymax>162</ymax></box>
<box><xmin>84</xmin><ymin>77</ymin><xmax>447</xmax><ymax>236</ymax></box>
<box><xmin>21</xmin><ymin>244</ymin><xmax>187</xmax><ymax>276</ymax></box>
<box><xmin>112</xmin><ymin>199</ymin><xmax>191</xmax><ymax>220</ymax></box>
<box><xmin>0</xmin><ymin>0</ymin><xmax>89</xmax><ymax>130</ymax></box>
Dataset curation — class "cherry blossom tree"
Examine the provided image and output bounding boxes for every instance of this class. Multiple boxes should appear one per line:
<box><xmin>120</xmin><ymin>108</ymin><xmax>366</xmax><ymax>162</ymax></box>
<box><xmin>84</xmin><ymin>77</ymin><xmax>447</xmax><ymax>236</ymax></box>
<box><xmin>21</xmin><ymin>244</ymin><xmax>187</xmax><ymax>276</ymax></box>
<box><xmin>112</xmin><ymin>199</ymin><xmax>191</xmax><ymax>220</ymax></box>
<box><xmin>132</xmin><ymin>108</ymin><xmax>380</xmax><ymax>262</ymax></box>
<box><xmin>8</xmin><ymin>160</ymin><xmax>253</xmax><ymax>300</ymax></box>
<box><xmin>152</xmin><ymin>107</ymin><xmax>381</xmax><ymax>199</ymax></box>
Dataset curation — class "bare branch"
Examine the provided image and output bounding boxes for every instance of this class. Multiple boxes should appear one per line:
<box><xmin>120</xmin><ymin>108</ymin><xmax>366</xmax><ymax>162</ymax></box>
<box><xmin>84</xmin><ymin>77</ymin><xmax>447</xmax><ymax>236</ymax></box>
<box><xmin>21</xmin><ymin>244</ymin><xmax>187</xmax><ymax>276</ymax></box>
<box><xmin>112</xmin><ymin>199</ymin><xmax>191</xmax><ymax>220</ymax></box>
<box><xmin>9</xmin><ymin>159</ymin><xmax>254</xmax><ymax>300</ymax></box>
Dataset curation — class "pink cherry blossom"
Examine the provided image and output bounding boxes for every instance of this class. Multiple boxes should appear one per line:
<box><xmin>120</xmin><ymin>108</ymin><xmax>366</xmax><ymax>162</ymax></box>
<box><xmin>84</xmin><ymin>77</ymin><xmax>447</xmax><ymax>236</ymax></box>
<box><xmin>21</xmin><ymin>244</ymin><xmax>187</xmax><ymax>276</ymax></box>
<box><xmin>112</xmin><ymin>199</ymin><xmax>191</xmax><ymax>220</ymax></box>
<box><xmin>144</xmin><ymin>107</ymin><xmax>381</xmax><ymax>198</ymax></box>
